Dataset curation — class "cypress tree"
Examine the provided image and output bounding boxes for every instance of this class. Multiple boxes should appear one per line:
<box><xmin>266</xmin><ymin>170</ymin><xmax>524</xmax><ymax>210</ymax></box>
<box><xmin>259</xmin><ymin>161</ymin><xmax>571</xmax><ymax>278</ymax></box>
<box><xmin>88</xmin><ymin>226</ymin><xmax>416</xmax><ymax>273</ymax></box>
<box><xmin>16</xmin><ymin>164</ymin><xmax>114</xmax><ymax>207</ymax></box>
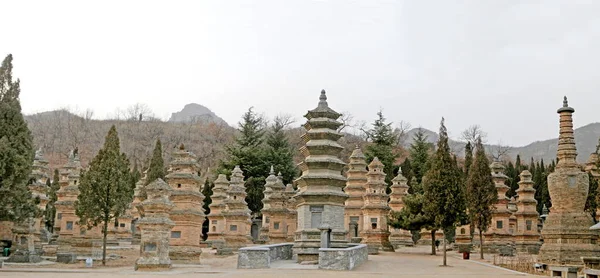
<box><xmin>389</xmin><ymin>181</ymin><xmax>435</xmax><ymax>246</ymax></box>
<box><xmin>218</xmin><ymin>107</ymin><xmax>269</xmax><ymax>214</ymax></box>
<box><xmin>130</xmin><ymin>161</ymin><xmax>141</xmax><ymax>190</ymax></box>
<box><xmin>400</xmin><ymin>158</ymin><xmax>415</xmax><ymax>193</ymax></box>
<box><xmin>464</xmin><ymin>142</ymin><xmax>473</xmax><ymax>177</ymax></box>
<box><xmin>529</xmin><ymin>157</ymin><xmax>536</xmax><ymax>175</ymax></box>
<box><xmin>201</xmin><ymin>177</ymin><xmax>213</xmax><ymax>240</ymax></box>
<box><xmin>45</xmin><ymin>169</ymin><xmax>60</xmax><ymax>232</ymax></box>
<box><xmin>0</xmin><ymin>54</ymin><xmax>37</xmax><ymax>222</ymax></box>
<box><xmin>466</xmin><ymin>137</ymin><xmax>497</xmax><ymax>259</ymax></box>
<box><xmin>586</xmin><ymin>172</ymin><xmax>598</xmax><ymax>222</ymax></box>
<box><xmin>264</xmin><ymin>116</ymin><xmax>298</xmax><ymax>185</ymax></box>
<box><xmin>505</xmin><ymin>161</ymin><xmax>518</xmax><ymax>198</ymax></box>
<box><xmin>409</xmin><ymin>128</ymin><xmax>433</xmax><ymax>185</ymax></box>
<box><xmin>422</xmin><ymin>118</ymin><xmax>467</xmax><ymax>266</ymax></box>
<box><xmin>76</xmin><ymin>125</ymin><xmax>133</xmax><ymax>266</ymax></box>
<box><xmin>145</xmin><ymin>139</ymin><xmax>165</xmax><ymax>185</ymax></box>
<box><xmin>363</xmin><ymin>110</ymin><xmax>400</xmax><ymax>189</ymax></box>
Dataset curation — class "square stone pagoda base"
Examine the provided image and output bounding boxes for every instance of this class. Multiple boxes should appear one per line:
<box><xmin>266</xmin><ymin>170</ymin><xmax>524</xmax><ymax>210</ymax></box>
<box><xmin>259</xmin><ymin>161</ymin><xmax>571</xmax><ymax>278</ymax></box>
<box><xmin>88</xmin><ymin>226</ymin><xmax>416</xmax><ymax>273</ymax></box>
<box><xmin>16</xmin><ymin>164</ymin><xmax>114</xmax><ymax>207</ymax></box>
<box><xmin>6</xmin><ymin>250</ymin><xmax>42</xmax><ymax>263</ymax></box>
<box><xmin>134</xmin><ymin>257</ymin><xmax>172</xmax><ymax>271</ymax></box>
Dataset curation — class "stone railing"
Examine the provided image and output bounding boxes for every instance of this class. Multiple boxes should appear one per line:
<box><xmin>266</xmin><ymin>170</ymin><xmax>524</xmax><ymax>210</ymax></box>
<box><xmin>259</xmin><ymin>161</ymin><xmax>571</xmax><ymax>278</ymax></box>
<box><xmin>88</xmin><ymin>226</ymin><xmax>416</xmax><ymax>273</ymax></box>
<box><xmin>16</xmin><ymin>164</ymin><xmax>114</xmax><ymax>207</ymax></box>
<box><xmin>237</xmin><ymin>243</ymin><xmax>293</xmax><ymax>269</ymax></box>
<box><xmin>318</xmin><ymin>243</ymin><xmax>368</xmax><ymax>270</ymax></box>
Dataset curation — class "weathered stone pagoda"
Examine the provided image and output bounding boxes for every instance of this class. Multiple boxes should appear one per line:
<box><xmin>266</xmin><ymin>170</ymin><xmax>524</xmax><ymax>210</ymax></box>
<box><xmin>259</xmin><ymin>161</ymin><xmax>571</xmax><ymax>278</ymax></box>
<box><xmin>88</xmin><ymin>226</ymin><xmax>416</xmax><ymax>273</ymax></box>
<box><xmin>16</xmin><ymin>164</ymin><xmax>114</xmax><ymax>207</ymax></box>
<box><xmin>388</xmin><ymin>169</ymin><xmax>413</xmax><ymax>248</ymax></box>
<box><xmin>344</xmin><ymin>147</ymin><xmax>367</xmax><ymax>241</ymax></box>
<box><xmin>206</xmin><ymin>174</ymin><xmax>229</xmax><ymax>248</ymax></box>
<box><xmin>284</xmin><ymin>183</ymin><xmax>297</xmax><ymax>242</ymax></box>
<box><xmin>513</xmin><ymin>170</ymin><xmax>541</xmax><ymax>254</ymax></box>
<box><xmin>165</xmin><ymin>145</ymin><xmax>205</xmax><ymax>262</ymax></box>
<box><xmin>585</xmin><ymin>152</ymin><xmax>599</xmax><ymax>180</ymax></box>
<box><xmin>222</xmin><ymin>166</ymin><xmax>252</xmax><ymax>248</ymax></box>
<box><xmin>360</xmin><ymin>157</ymin><xmax>393</xmax><ymax>253</ymax></box>
<box><xmin>131</xmin><ymin>170</ymin><xmax>147</xmax><ymax>245</ymax></box>
<box><xmin>483</xmin><ymin>160</ymin><xmax>513</xmax><ymax>253</ymax></box>
<box><xmin>293</xmin><ymin>90</ymin><xmax>348</xmax><ymax>262</ymax></box>
<box><xmin>260</xmin><ymin>167</ymin><xmax>289</xmax><ymax>243</ymax></box>
<box><xmin>135</xmin><ymin>178</ymin><xmax>175</xmax><ymax>271</ymax></box>
<box><xmin>538</xmin><ymin>97</ymin><xmax>600</xmax><ymax>265</ymax></box>
<box><xmin>29</xmin><ymin>149</ymin><xmax>51</xmax><ymax>244</ymax></box>
<box><xmin>54</xmin><ymin>149</ymin><xmax>84</xmax><ymax>260</ymax></box>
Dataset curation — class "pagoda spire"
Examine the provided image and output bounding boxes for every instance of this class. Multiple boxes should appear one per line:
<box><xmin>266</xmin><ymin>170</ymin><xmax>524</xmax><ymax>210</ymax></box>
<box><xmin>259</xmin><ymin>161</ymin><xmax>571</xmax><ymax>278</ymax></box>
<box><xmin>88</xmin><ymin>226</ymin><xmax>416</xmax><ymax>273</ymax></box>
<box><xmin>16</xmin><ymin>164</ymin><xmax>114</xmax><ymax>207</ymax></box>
<box><xmin>556</xmin><ymin>96</ymin><xmax>578</xmax><ymax>169</ymax></box>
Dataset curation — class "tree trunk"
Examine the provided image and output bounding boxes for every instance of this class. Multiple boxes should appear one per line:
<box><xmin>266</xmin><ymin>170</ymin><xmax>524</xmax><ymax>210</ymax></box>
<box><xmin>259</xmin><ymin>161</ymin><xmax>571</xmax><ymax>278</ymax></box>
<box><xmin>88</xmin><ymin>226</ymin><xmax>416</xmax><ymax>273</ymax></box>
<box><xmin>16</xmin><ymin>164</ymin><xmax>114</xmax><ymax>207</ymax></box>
<box><xmin>443</xmin><ymin>229</ymin><xmax>447</xmax><ymax>266</ymax></box>
<box><xmin>102</xmin><ymin>218</ymin><xmax>108</xmax><ymax>266</ymax></box>
<box><xmin>479</xmin><ymin>230</ymin><xmax>484</xmax><ymax>260</ymax></box>
<box><xmin>431</xmin><ymin>230</ymin><xmax>436</xmax><ymax>255</ymax></box>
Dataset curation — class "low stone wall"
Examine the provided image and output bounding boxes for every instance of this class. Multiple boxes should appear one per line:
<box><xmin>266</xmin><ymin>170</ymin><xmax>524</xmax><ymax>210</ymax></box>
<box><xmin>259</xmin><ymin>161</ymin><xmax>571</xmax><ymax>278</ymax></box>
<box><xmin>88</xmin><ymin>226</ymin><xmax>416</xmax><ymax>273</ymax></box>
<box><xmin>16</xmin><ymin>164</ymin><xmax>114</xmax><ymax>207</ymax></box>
<box><xmin>318</xmin><ymin>244</ymin><xmax>368</xmax><ymax>271</ymax></box>
<box><xmin>237</xmin><ymin>243</ymin><xmax>293</xmax><ymax>269</ymax></box>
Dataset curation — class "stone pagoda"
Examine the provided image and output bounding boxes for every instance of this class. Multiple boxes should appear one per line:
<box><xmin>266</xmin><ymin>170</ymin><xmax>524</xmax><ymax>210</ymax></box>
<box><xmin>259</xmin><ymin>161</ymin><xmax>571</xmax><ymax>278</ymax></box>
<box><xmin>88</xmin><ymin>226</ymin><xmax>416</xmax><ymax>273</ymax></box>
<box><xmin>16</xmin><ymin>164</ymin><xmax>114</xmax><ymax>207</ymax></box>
<box><xmin>135</xmin><ymin>178</ymin><xmax>175</xmax><ymax>271</ymax></box>
<box><xmin>344</xmin><ymin>147</ymin><xmax>368</xmax><ymax>241</ymax></box>
<box><xmin>206</xmin><ymin>174</ymin><xmax>229</xmax><ymax>248</ymax></box>
<box><xmin>165</xmin><ymin>145</ymin><xmax>205</xmax><ymax>262</ymax></box>
<box><xmin>29</xmin><ymin>149</ymin><xmax>51</xmax><ymax>244</ymax></box>
<box><xmin>293</xmin><ymin>90</ymin><xmax>348</xmax><ymax>262</ymax></box>
<box><xmin>284</xmin><ymin>183</ymin><xmax>298</xmax><ymax>242</ymax></box>
<box><xmin>538</xmin><ymin>97</ymin><xmax>600</xmax><ymax>265</ymax></box>
<box><xmin>54</xmin><ymin>149</ymin><xmax>84</xmax><ymax>260</ymax></box>
<box><xmin>513</xmin><ymin>170</ymin><xmax>541</xmax><ymax>254</ymax></box>
<box><xmin>483</xmin><ymin>160</ymin><xmax>513</xmax><ymax>253</ymax></box>
<box><xmin>131</xmin><ymin>170</ymin><xmax>147</xmax><ymax>245</ymax></box>
<box><xmin>585</xmin><ymin>152</ymin><xmax>599</xmax><ymax>180</ymax></box>
<box><xmin>360</xmin><ymin>157</ymin><xmax>393</xmax><ymax>253</ymax></box>
<box><xmin>260</xmin><ymin>167</ymin><xmax>289</xmax><ymax>243</ymax></box>
<box><xmin>388</xmin><ymin>169</ymin><xmax>413</xmax><ymax>248</ymax></box>
<box><xmin>222</xmin><ymin>166</ymin><xmax>252</xmax><ymax>248</ymax></box>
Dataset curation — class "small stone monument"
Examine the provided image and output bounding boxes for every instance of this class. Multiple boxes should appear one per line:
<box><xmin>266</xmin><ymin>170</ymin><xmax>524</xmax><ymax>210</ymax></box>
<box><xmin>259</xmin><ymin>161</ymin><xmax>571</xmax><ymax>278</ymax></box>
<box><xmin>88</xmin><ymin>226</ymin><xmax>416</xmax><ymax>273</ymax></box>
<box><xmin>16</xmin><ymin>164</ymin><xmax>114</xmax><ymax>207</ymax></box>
<box><xmin>513</xmin><ymin>170</ymin><xmax>541</xmax><ymax>254</ymax></box>
<box><xmin>483</xmin><ymin>161</ymin><xmax>514</xmax><ymax>254</ymax></box>
<box><xmin>293</xmin><ymin>90</ymin><xmax>349</xmax><ymax>263</ymax></box>
<box><xmin>388</xmin><ymin>169</ymin><xmax>413</xmax><ymax>248</ymax></box>
<box><xmin>344</xmin><ymin>147</ymin><xmax>368</xmax><ymax>242</ymax></box>
<box><xmin>6</xmin><ymin>219</ymin><xmax>42</xmax><ymax>263</ymax></box>
<box><xmin>360</xmin><ymin>157</ymin><xmax>393</xmax><ymax>254</ymax></box>
<box><xmin>135</xmin><ymin>178</ymin><xmax>175</xmax><ymax>271</ymax></box>
<box><xmin>538</xmin><ymin>97</ymin><xmax>600</xmax><ymax>265</ymax></box>
<box><xmin>260</xmin><ymin>167</ymin><xmax>289</xmax><ymax>243</ymax></box>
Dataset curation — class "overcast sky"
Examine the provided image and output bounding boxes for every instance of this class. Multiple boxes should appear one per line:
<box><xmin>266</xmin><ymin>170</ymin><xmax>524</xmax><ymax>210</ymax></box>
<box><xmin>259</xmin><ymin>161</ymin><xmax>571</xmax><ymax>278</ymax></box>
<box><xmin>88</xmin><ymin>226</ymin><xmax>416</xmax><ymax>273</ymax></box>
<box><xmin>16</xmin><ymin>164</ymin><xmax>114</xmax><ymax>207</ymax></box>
<box><xmin>2</xmin><ymin>0</ymin><xmax>600</xmax><ymax>147</ymax></box>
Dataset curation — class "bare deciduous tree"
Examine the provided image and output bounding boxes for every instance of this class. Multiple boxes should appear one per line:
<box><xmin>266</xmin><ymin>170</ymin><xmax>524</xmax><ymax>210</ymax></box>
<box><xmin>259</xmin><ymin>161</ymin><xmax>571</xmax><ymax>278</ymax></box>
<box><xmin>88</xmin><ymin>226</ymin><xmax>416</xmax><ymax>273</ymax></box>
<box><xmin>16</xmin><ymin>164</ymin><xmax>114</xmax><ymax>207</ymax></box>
<box><xmin>461</xmin><ymin>125</ymin><xmax>488</xmax><ymax>145</ymax></box>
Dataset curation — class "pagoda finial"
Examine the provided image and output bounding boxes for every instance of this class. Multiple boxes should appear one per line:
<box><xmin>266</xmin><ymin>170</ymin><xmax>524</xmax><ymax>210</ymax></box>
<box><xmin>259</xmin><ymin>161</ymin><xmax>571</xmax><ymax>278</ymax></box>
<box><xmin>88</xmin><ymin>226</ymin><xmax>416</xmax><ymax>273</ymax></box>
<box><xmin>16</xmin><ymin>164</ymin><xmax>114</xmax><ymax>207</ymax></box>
<box><xmin>318</xmin><ymin>89</ymin><xmax>328</xmax><ymax>108</ymax></box>
<box><xmin>269</xmin><ymin>165</ymin><xmax>275</xmax><ymax>175</ymax></box>
<box><xmin>563</xmin><ymin>96</ymin><xmax>568</xmax><ymax>107</ymax></box>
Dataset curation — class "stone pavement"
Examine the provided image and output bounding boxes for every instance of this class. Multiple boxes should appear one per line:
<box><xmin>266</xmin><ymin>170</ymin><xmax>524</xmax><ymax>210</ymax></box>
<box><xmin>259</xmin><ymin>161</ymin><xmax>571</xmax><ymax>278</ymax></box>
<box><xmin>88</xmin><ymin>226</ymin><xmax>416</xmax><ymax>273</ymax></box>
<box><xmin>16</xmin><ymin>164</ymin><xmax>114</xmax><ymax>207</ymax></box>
<box><xmin>0</xmin><ymin>248</ymin><xmax>538</xmax><ymax>278</ymax></box>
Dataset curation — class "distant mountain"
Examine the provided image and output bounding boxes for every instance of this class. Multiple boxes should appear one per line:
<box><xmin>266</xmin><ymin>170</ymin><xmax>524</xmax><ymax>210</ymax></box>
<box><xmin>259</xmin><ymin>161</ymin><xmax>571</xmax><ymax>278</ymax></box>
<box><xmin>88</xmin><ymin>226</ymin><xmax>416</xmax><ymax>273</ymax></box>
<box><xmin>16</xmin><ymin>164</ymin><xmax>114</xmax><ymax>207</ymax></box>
<box><xmin>168</xmin><ymin>103</ymin><xmax>228</xmax><ymax>126</ymax></box>
<box><xmin>402</xmin><ymin>123</ymin><xmax>600</xmax><ymax>163</ymax></box>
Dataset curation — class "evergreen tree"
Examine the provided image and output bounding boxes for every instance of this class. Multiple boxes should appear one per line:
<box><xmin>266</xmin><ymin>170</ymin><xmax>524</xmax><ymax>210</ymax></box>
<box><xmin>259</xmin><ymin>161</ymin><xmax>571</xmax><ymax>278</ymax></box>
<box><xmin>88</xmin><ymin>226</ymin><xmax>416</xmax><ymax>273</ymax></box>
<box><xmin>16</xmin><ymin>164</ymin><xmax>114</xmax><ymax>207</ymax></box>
<box><xmin>76</xmin><ymin>125</ymin><xmax>133</xmax><ymax>265</ymax></box>
<box><xmin>45</xmin><ymin>169</ymin><xmax>60</xmax><ymax>232</ymax></box>
<box><xmin>130</xmin><ymin>161</ymin><xmax>141</xmax><ymax>190</ymax></box>
<box><xmin>586</xmin><ymin>172</ymin><xmax>599</xmax><ymax>222</ymax></box>
<box><xmin>363</xmin><ymin>110</ymin><xmax>400</xmax><ymax>188</ymax></box>
<box><xmin>422</xmin><ymin>118</ymin><xmax>467</xmax><ymax>265</ymax></box>
<box><xmin>264</xmin><ymin>116</ymin><xmax>298</xmax><ymax>185</ymax></box>
<box><xmin>0</xmin><ymin>54</ymin><xmax>37</xmax><ymax>222</ymax></box>
<box><xmin>505</xmin><ymin>161</ymin><xmax>518</xmax><ymax>198</ymax></box>
<box><xmin>400</xmin><ymin>158</ymin><xmax>415</xmax><ymax>193</ymax></box>
<box><xmin>464</xmin><ymin>142</ymin><xmax>473</xmax><ymax>177</ymax></box>
<box><xmin>201</xmin><ymin>177</ymin><xmax>214</xmax><ymax>240</ymax></box>
<box><xmin>145</xmin><ymin>139</ymin><xmax>165</xmax><ymax>185</ymax></box>
<box><xmin>529</xmin><ymin>157</ymin><xmax>536</xmax><ymax>175</ymax></box>
<box><xmin>466</xmin><ymin>137</ymin><xmax>497</xmax><ymax>259</ymax></box>
<box><xmin>218</xmin><ymin>107</ymin><xmax>269</xmax><ymax>214</ymax></box>
<box><xmin>409</xmin><ymin>128</ymin><xmax>433</xmax><ymax>185</ymax></box>
<box><xmin>389</xmin><ymin>186</ymin><xmax>435</xmax><ymax>246</ymax></box>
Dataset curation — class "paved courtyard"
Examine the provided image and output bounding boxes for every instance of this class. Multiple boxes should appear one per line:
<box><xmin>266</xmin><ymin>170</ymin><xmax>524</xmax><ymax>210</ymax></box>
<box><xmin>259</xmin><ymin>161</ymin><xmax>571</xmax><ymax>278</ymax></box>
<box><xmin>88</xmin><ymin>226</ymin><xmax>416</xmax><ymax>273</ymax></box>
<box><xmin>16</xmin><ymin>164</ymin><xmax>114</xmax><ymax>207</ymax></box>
<box><xmin>0</xmin><ymin>247</ymin><xmax>539</xmax><ymax>278</ymax></box>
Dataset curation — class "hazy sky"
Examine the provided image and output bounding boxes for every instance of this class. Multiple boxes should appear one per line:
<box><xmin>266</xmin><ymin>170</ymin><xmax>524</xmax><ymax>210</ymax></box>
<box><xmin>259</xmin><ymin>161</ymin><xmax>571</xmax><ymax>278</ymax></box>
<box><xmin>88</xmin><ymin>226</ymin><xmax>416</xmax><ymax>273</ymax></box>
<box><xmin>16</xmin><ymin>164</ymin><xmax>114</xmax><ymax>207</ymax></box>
<box><xmin>3</xmin><ymin>0</ymin><xmax>600</xmax><ymax>147</ymax></box>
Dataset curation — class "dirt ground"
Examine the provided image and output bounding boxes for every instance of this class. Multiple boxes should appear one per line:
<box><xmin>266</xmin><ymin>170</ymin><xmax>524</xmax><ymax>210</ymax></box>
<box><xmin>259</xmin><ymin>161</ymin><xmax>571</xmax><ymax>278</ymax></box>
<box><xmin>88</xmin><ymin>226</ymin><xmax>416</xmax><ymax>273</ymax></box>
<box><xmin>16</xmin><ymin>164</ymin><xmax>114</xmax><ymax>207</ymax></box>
<box><xmin>0</xmin><ymin>245</ymin><xmax>542</xmax><ymax>277</ymax></box>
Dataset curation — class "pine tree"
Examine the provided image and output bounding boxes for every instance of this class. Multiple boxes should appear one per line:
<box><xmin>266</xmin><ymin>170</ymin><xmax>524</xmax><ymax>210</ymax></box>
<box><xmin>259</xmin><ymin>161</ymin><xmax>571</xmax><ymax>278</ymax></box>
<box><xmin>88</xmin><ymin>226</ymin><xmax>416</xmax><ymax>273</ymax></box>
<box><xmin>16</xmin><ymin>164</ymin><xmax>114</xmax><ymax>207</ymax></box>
<box><xmin>422</xmin><ymin>118</ymin><xmax>467</xmax><ymax>265</ymax></box>
<box><xmin>363</xmin><ymin>110</ymin><xmax>400</xmax><ymax>188</ymax></box>
<box><xmin>218</xmin><ymin>107</ymin><xmax>269</xmax><ymax>214</ymax></box>
<box><xmin>409</xmin><ymin>128</ymin><xmax>432</xmax><ymax>185</ymax></box>
<box><xmin>464</xmin><ymin>142</ymin><xmax>473</xmax><ymax>177</ymax></box>
<box><xmin>264</xmin><ymin>116</ymin><xmax>298</xmax><ymax>185</ymax></box>
<box><xmin>389</xmin><ymin>186</ymin><xmax>434</xmax><ymax>246</ymax></box>
<box><xmin>145</xmin><ymin>139</ymin><xmax>165</xmax><ymax>185</ymax></box>
<box><xmin>466</xmin><ymin>137</ymin><xmax>498</xmax><ymax>259</ymax></box>
<box><xmin>586</xmin><ymin>172</ymin><xmax>599</xmax><ymax>222</ymax></box>
<box><xmin>44</xmin><ymin>169</ymin><xmax>60</xmax><ymax>232</ymax></box>
<box><xmin>0</xmin><ymin>54</ymin><xmax>37</xmax><ymax>222</ymax></box>
<box><xmin>76</xmin><ymin>125</ymin><xmax>133</xmax><ymax>266</ymax></box>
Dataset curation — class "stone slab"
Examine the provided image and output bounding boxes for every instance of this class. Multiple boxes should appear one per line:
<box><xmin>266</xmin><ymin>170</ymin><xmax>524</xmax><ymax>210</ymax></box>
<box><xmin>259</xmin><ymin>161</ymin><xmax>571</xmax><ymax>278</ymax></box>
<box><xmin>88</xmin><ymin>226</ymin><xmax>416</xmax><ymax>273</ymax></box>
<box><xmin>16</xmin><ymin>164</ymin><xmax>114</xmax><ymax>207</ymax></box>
<box><xmin>237</xmin><ymin>243</ymin><xmax>293</xmax><ymax>269</ymax></box>
<box><xmin>318</xmin><ymin>244</ymin><xmax>368</xmax><ymax>271</ymax></box>
<box><xmin>56</xmin><ymin>253</ymin><xmax>77</xmax><ymax>264</ymax></box>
